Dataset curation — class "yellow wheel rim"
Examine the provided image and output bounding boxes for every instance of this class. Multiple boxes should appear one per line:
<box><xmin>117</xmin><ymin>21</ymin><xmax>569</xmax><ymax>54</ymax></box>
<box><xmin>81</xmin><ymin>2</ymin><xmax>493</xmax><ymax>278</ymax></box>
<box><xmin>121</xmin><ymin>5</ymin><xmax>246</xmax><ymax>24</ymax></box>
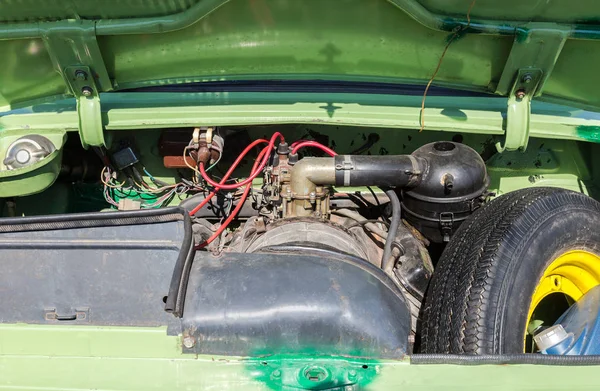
<box><xmin>526</xmin><ymin>250</ymin><xmax>600</xmax><ymax>345</ymax></box>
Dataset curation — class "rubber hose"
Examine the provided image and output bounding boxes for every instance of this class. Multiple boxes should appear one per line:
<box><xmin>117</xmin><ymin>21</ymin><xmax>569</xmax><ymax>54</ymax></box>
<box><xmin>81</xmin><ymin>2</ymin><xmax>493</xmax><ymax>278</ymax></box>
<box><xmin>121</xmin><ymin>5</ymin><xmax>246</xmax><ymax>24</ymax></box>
<box><xmin>382</xmin><ymin>189</ymin><xmax>401</xmax><ymax>273</ymax></box>
<box><xmin>165</xmin><ymin>212</ymin><xmax>195</xmax><ymax>317</ymax></box>
<box><xmin>411</xmin><ymin>354</ymin><xmax>600</xmax><ymax>366</ymax></box>
<box><xmin>0</xmin><ymin>207</ymin><xmax>184</xmax><ymax>233</ymax></box>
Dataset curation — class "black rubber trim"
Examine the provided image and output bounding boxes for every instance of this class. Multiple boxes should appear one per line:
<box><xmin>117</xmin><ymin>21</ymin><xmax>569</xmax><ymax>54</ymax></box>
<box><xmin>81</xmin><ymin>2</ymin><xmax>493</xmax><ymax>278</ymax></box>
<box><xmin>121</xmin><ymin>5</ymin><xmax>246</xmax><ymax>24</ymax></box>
<box><xmin>411</xmin><ymin>354</ymin><xmax>600</xmax><ymax>366</ymax></box>
<box><xmin>164</xmin><ymin>212</ymin><xmax>195</xmax><ymax>317</ymax></box>
<box><xmin>0</xmin><ymin>207</ymin><xmax>184</xmax><ymax>233</ymax></box>
<box><xmin>123</xmin><ymin>80</ymin><xmax>494</xmax><ymax>97</ymax></box>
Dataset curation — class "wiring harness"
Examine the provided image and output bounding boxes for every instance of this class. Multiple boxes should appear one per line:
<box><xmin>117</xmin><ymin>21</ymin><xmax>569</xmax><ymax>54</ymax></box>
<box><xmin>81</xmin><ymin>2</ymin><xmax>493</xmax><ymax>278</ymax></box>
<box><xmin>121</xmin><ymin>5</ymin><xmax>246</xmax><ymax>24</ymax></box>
<box><xmin>99</xmin><ymin>132</ymin><xmax>337</xmax><ymax>249</ymax></box>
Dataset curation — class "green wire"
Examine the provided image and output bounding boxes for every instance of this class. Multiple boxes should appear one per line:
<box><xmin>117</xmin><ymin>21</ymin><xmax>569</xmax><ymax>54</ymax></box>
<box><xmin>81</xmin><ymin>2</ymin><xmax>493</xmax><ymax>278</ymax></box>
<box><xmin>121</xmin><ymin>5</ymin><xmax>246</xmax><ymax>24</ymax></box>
<box><xmin>206</xmin><ymin>152</ymin><xmax>222</xmax><ymax>172</ymax></box>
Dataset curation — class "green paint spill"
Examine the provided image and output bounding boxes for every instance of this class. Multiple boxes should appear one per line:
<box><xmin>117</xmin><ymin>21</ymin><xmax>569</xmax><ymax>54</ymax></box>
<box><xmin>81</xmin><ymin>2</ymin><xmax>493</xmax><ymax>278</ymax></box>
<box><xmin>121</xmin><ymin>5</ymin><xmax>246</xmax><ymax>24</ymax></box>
<box><xmin>576</xmin><ymin>125</ymin><xmax>600</xmax><ymax>142</ymax></box>
<box><xmin>441</xmin><ymin>17</ymin><xmax>516</xmax><ymax>37</ymax></box>
<box><xmin>245</xmin><ymin>354</ymin><xmax>380</xmax><ymax>391</ymax></box>
<box><xmin>515</xmin><ymin>27</ymin><xmax>529</xmax><ymax>43</ymax></box>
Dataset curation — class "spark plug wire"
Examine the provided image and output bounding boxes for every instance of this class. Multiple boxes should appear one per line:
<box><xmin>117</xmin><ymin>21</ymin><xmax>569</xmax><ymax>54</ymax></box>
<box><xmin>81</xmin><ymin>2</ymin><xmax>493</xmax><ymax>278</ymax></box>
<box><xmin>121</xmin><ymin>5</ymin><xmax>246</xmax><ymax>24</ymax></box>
<box><xmin>291</xmin><ymin>140</ymin><xmax>336</xmax><ymax>157</ymax></box>
<box><xmin>188</xmin><ymin>138</ymin><xmax>269</xmax><ymax>215</ymax></box>
<box><xmin>197</xmin><ymin>145</ymin><xmax>271</xmax><ymax>248</ymax></box>
<box><xmin>197</xmin><ymin>132</ymin><xmax>284</xmax><ymax>190</ymax></box>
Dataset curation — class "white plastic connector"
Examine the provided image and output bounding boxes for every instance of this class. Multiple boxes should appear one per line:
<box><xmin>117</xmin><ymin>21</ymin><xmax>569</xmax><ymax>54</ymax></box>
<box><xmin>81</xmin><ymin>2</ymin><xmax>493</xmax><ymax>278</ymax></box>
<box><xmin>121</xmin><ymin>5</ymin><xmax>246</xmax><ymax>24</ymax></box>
<box><xmin>118</xmin><ymin>199</ymin><xmax>141</xmax><ymax>211</ymax></box>
<box><xmin>533</xmin><ymin>324</ymin><xmax>569</xmax><ymax>351</ymax></box>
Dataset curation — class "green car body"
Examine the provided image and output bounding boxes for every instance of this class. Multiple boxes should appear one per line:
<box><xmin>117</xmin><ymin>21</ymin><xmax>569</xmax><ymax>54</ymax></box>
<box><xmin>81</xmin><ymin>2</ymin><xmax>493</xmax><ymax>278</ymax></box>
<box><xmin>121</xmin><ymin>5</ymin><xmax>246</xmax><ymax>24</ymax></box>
<box><xmin>2</xmin><ymin>1</ymin><xmax>600</xmax><ymax>389</ymax></box>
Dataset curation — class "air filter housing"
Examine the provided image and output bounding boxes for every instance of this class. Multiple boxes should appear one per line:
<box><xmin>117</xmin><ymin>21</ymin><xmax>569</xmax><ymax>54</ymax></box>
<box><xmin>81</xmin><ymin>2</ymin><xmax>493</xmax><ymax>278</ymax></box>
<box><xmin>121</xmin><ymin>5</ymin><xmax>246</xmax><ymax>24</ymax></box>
<box><xmin>402</xmin><ymin>141</ymin><xmax>489</xmax><ymax>243</ymax></box>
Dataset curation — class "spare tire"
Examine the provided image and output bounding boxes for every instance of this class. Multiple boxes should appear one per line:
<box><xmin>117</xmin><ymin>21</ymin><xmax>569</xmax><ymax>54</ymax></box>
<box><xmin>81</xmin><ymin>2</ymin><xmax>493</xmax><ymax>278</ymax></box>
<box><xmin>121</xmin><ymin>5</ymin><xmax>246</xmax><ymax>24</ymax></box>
<box><xmin>421</xmin><ymin>187</ymin><xmax>600</xmax><ymax>354</ymax></box>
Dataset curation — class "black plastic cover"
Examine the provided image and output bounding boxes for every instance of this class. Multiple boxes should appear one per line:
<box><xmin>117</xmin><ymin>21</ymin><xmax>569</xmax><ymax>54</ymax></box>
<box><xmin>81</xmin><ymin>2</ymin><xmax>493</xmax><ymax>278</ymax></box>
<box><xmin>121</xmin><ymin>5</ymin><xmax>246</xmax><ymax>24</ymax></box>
<box><xmin>0</xmin><ymin>208</ymin><xmax>190</xmax><ymax>330</ymax></box>
<box><xmin>182</xmin><ymin>248</ymin><xmax>410</xmax><ymax>358</ymax></box>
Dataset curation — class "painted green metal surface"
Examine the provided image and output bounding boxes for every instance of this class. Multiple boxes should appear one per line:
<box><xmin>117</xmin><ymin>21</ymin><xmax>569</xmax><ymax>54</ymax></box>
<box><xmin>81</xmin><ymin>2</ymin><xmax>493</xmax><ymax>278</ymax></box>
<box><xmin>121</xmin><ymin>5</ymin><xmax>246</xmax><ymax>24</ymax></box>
<box><xmin>1</xmin><ymin>0</ymin><xmax>600</xmax><ymax>111</ymax></box>
<box><xmin>2</xmin><ymin>93</ymin><xmax>600</xmax><ymax>141</ymax></box>
<box><xmin>0</xmin><ymin>131</ymin><xmax>66</xmax><ymax>197</ymax></box>
<box><xmin>1</xmin><ymin>324</ymin><xmax>600</xmax><ymax>391</ymax></box>
<box><xmin>2</xmin><ymin>89</ymin><xmax>600</xmax><ymax>196</ymax></box>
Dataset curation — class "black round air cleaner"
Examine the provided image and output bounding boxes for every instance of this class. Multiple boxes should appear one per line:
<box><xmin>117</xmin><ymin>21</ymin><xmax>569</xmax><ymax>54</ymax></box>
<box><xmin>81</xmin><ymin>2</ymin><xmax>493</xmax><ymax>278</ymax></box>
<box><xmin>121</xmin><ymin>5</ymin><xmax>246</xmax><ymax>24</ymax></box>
<box><xmin>402</xmin><ymin>141</ymin><xmax>489</xmax><ymax>243</ymax></box>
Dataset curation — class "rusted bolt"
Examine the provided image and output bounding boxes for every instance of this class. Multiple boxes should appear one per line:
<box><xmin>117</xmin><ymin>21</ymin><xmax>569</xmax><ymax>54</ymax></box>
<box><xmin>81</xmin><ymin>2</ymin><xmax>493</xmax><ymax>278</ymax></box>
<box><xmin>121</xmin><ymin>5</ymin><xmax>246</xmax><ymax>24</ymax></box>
<box><xmin>81</xmin><ymin>86</ymin><xmax>93</xmax><ymax>97</ymax></box>
<box><xmin>522</xmin><ymin>73</ymin><xmax>533</xmax><ymax>84</ymax></box>
<box><xmin>75</xmin><ymin>70</ymin><xmax>88</xmax><ymax>80</ymax></box>
<box><xmin>182</xmin><ymin>335</ymin><xmax>196</xmax><ymax>349</ymax></box>
<box><xmin>515</xmin><ymin>89</ymin><xmax>526</xmax><ymax>99</ymax></box>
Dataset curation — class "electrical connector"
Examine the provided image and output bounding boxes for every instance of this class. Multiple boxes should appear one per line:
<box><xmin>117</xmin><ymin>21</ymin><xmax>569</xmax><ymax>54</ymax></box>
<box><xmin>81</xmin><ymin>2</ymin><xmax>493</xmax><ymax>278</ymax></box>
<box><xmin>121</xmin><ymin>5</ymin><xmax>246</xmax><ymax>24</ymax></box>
<box><xmin>112</xmin><ymin>147</ymin><xmax>139</xmax><ymax>170</ymax></box>
<box><xmin>118</xmin><ymin>198</ymin><xmax>142</xmax><ymax>211</ymax></box>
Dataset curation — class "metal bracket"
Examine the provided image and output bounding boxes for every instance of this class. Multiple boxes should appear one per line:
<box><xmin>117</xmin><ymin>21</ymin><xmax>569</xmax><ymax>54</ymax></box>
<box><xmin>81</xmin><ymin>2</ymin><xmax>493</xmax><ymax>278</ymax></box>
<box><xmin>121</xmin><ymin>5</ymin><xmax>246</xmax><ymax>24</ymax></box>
<box><xmin>495</xmin><ymin>25</ymin><xmax>568</xmax><ymax>97</ymax></box>
<box><xmin>496</xmin><ymin>69</ymin><xmax>543</xmax><ymax>153</ymax></box>
<box><xmin>494</xmin><ymin>25</ymin><xmax>568</xmax><ymax>153</ymax></box>
<box><xmin>64</xmin><ymin>66</ymin><xmax>105</xmax><ymax>148</ymax></box>
<box><xmin>41</xmin><ymin>21</ymin><xmax>111</xmax><ymax>147</ymax></box>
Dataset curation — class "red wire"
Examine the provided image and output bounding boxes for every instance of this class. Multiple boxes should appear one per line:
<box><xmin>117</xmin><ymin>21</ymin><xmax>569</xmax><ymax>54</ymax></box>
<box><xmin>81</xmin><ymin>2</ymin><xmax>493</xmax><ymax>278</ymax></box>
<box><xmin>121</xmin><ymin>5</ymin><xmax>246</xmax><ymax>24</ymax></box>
<box><xmin>188</xmin><ymin>138</ymin><xmax>269</xmax><ymax>216</ymax></box>
<box><xmin>198</xmin><ymin>132</ymin><xmax>284</xmax><ymax>191</ymax></box>
<box><xmin>197</xmin><ymin>145</ymin><xmax>271</xmax><ymax>248</ymax></box>
<box><xmin>291</xmin><ymin>141</ymin><xmax>337</xmax><ymax>156</ymax></box>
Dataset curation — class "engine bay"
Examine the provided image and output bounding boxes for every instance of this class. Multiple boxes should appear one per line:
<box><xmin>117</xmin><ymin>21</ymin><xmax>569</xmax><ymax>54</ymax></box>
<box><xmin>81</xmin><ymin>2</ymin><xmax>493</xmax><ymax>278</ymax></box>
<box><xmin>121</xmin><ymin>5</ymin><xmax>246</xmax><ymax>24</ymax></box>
<box><xmin>1</xmin><ymin>124</ymin><xmax>599</xmax><ymax>355</ymax></box>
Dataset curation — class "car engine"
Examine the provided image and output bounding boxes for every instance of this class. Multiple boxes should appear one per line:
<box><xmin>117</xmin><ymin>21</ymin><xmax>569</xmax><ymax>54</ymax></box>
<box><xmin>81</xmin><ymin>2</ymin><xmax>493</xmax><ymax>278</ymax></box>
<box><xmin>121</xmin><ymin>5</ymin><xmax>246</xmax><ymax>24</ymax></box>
<box><xmin>167</xmin><ymin>128</ymin><xmax>490</xmax><ymax>332</ymax></box>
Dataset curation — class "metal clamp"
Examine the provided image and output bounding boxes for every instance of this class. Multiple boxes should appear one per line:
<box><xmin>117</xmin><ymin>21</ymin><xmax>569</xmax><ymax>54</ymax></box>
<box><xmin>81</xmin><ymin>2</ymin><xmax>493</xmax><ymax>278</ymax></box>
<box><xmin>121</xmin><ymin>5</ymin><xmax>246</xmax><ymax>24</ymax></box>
<box><xmin>439</xmin><ymin>212</ymin><xmax>454</xmax><ymax>242</ymax></box>
<box><xmin>334</xmin><ymin>156</ymin><xmax>355</xmax><ymax>171</ymax></box>
<box><xmin>496</xmin><ymin>69</ymin><xmax>543</xmax><ymax>153</ymax></box>
<box><xmin>64</xmin><ymin>66</ymin><xmax>105</xmax><ymax>148</ymax></box>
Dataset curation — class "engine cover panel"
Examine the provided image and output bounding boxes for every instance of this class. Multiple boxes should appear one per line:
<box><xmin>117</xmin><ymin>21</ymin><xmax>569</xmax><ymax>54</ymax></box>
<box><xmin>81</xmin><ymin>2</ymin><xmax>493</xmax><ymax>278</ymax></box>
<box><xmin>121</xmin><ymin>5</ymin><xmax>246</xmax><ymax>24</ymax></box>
<box><xmin>182</xmin><ymin>249</ymin><xmax>410</xmax><ymax>359</ymax></box>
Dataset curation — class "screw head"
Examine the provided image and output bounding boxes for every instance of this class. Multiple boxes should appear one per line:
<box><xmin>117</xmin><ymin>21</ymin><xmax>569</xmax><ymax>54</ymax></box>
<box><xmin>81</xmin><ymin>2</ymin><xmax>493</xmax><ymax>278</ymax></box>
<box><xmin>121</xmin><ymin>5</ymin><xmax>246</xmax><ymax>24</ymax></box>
<box><xmin>182</xmin><ymin>335</ymin><xmax>196</xmax><ymax>349</ymax></box>
<box><xmin>81</xmin><ymin>86</ymin><xmax>93</xmax><ymax>97</ymax></box>
<box><xmin>75</xmin><ymin>70</ymin><xmax>88</xmax><ymax>81</ymax></box>
<box><xmin>515</xmin><ymin>89</ymin><xmax>526</xmax><ymax>99</ymax></box>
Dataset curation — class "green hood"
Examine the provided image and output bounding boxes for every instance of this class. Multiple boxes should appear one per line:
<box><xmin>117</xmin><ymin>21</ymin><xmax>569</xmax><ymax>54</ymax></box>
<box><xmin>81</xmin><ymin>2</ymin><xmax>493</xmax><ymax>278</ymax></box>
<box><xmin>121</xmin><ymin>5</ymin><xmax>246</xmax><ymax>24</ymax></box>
<box><xmin>1</xmin><ymin>0</ymin><xmax>600</xmax><ymax>110</ymax></box>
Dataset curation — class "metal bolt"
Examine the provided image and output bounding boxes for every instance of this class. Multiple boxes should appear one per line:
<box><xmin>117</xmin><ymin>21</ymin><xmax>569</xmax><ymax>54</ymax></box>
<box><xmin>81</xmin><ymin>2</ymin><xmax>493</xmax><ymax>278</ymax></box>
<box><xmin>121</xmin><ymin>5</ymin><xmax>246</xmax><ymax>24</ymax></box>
<box><xmin>182</xmin><ymin>335</ymin><xmax>196</xmax><ymax>349</ymax></box>
<box><xmin>348</xmin><ymin>370</ymin><xmax>357</xmax><ymax>380</ymax></box>
<box><xmin>81</xmin><ymin>86</ymin><xmax>93</xmax><ymax>97</ymax></box>
<box><xmin>515</xmin><ymin>89</ymin><xmax>526</xmax><ymax>99</ymax></box>
<box><xmin>272</xmin><ymin>369</ymin><xmax>281</xmax><ymax>379</ymax></box>
<box><xmin>75</xmin><ymin>70</ymin><xmax>88</xmax><ymax>80</ymax></box>
<box><xmin>522</xmin><ymin>73</ymin><xmax>533</xmax><ymax>84</ymax></box>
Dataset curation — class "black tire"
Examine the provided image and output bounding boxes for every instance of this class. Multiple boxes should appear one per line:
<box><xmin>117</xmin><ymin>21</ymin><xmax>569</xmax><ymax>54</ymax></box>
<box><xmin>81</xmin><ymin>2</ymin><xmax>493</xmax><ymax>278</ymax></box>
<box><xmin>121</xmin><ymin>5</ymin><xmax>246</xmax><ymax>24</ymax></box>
<box><xmin>421</xmin><ymin>187</ymin><xmax>600</xmax><ymax>354</ymax></box>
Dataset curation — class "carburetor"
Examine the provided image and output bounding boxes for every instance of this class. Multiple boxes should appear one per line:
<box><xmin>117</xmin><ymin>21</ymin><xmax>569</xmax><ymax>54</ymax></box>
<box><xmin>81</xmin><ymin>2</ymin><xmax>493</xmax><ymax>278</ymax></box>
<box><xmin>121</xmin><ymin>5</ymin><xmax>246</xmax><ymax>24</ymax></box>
<box><xmin>257</xmin><ymin>142</ymin><xmax>331</xmax><ymax>220</ymax></box>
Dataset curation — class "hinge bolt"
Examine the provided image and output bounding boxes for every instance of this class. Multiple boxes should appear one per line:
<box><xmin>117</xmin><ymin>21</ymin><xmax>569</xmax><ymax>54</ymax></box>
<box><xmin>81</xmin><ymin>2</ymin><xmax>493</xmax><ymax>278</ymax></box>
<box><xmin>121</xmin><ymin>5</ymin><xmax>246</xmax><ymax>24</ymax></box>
<box><xmin>522</xmin><ymin>74</ymin><xmax>533</xmax><ymax>84</ymax></box>
<box><xmin>515</xmin><ymin>89</ymin><xmax>526</xmax><ymax>99</ymax></box>
<box><xmin>182</xmin><ymin>335</ymin><xmax>196</xmax><ymax>349</ymax></box>
<box><xmin>81</xmin><ymin>86</ymin><xmax>93</xmax><ymax>97</ymax></box>
<box><xmin>75</xmin><ymin>70</ymin><xmax>88</xmax><ymax>81</ymax></box>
